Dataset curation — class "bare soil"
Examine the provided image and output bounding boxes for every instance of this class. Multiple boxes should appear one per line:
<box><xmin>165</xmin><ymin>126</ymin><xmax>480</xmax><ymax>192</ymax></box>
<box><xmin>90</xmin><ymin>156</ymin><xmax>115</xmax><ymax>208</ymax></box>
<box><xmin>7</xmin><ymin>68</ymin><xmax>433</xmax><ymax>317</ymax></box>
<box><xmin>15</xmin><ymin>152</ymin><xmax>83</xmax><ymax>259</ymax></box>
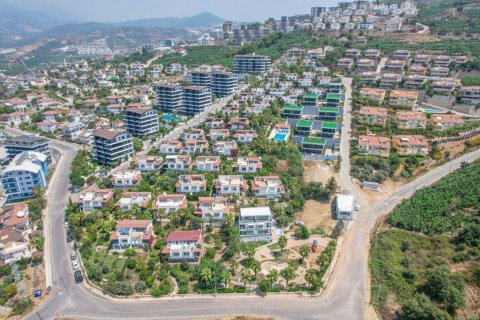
<box><xmin>297</xmin><ymin>200</ymin><xmax>336</xmax><ymax>235</ymax></box>
<box><xmin>303</xmin><ymin>160</ymin><xmax>340</xmax><ymax>184</ymax></box>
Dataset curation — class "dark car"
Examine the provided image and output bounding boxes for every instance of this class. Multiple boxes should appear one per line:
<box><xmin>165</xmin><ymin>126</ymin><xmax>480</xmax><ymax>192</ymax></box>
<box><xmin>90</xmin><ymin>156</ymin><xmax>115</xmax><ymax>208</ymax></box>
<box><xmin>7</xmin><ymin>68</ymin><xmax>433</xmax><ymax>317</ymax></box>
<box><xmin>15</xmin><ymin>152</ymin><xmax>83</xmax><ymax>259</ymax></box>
<box><xmin>74</xmin><ymin>270</ymin><xmax>83</xmax><ymax>283</ymax></box>
<box><xmin>66</xmin><ymin>232</ymin><xmax>73</xmax><ymax>242</ymax></box>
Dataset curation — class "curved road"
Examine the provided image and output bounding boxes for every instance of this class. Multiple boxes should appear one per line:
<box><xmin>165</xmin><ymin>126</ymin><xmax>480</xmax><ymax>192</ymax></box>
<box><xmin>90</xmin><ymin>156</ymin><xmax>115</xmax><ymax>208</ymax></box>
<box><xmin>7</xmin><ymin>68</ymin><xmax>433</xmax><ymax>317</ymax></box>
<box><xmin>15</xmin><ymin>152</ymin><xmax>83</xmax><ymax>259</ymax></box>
<box><xmin>13</xmin><ymin>136</ymin><xmax>480</xmax><ymax>319</ymax></box>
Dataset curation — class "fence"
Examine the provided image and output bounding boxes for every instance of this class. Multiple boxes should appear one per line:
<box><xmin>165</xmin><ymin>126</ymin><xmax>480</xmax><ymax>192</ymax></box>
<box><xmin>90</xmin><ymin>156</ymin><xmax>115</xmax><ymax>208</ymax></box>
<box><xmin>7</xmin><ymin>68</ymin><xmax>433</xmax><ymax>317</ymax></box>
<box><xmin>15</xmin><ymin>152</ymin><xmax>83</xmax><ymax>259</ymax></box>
<box><xmin>429</xmin><ymin>127</ymin><xmax>480</xmax><ymax>144</ymax></box>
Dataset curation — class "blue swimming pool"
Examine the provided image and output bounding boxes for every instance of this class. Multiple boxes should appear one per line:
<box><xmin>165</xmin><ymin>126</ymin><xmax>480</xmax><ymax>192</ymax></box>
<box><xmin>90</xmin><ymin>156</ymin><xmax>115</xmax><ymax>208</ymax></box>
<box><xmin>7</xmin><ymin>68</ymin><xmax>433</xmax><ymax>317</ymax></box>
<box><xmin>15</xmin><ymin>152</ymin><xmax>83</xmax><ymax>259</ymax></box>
<box><xmin>274</xmin><ymin>133</ymin><xmax>287</xmax><ymax>141</ymax></box>
<box><xmin>419</xmin><ymin>108</ymin><xmax>447</xmax><ymax>114</ymax></box>
<box><xmin>163</xmin><ymin>114</ymin><xmax>184</xmax><ymax>121</ymax></box>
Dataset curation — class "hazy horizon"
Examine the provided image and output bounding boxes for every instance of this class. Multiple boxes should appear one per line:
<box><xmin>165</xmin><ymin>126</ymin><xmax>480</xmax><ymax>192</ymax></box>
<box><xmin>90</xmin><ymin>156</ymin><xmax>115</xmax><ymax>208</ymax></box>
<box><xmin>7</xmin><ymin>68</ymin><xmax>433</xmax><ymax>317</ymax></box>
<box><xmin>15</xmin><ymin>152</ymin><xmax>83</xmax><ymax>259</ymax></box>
<box><xmin>1</xmin><ymin>0</ymin><xmax>345</xmax><ymax>23</ymax></box>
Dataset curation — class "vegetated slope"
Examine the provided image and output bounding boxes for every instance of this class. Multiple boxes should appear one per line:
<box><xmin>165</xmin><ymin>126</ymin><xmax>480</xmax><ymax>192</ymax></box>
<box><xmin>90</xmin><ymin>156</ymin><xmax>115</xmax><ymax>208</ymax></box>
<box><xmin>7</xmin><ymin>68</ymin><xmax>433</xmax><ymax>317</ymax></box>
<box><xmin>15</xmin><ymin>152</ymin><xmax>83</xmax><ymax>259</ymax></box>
<box><xmin>371</xmin><ymin>160</ymin><xmax>480</xmax><ymax>320</ymax></box>
<box><xmin>154</xmin><ymin>32</ymin><xmax>332</xmax><ymax>68</ymax></box>
<box><xmin>415</xmin><ymin>0</ymin><xmax>480</xmax><ymax>34</ymax></box>
<box><xmin>388</xmin><ymin>161</ymin><xmax>480</xmax><ymax>234</ymax></box>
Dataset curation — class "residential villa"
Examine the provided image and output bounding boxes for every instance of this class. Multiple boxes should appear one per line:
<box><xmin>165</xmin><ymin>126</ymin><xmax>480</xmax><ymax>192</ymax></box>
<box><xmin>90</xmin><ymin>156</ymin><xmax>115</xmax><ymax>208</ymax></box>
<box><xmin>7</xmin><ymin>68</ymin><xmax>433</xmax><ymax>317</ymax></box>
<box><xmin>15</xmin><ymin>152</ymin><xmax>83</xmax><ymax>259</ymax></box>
<box><xmin>111</xmin><ymin>170</ymin><xmax>142</xmax><ymax>188</ymax></box>
<box><xmin>234</xmin><ymin>157</ymin><xmax>262</xmax><ymax>174</ymax></box>
<box><xmin>116</xmin><ymin>192</ymin><xmax>152</xmax><ymax>211</ymax></box>
<box><xmin>358</xmin><ymin>107</ymin><xmax>388</xmax><ymax>126</ymax></box>
<box><xmin>162</xmin><ymin>230</ymin><xmax>203</xmax><ymax>262</ymax></box>
<box><xmin>215</xmin><ymin>175</ymin><xmax>248</xmax><ymax>196</ymax></box>
<box><xmin>77</xmin><ymin>189</ymin><xmax>114</xmax><ymax>212</ymax></box>
<box><xmin>193</xmin><ymin>156</ymin><xmax>221</xmax><ymax>172</ymax></box>
<box><xmin>430</xmin><ymin>114</ymin><xmax>465</xmax><ymax>130</ymax></box>
<box><xmin>251</xmin><ymin>176</ymin><xmax>285</xmax><ymax>199</ymax></box>
<box><xmin>389</xmin><ymin>90</ymin><xmax>419</xmax><ymax>108</ymax></box>
<box><xmin>194</xmin><ymin>197</ymin><xmax>229</xmax><ymax>226</ymax></box>
<box><xmin>396</xmin><ymin>111</ymin><xmax>427</xmax><ymax>129</ymax></box>
<box><xmin>176</xmin><ymin>175</ymin><xmax>207</xmax><ymax>193</ymax></box>
<box><xmin>393</xmin><ymin>135</ymin><xmax>429</xmax><ymax>156</ymax></box>
<box><xmin>153</xmin><ymin>194</ymin><xmax>188</xmax><ymax>214</ymax></box>
<box><xmin>110</xmin><ymin>220</ymin><xmax>156</xmax><ymax>250</ymax></box>
<box><xmin>357</xmin><ymin>135</ymin><xmax>391</xmax><ymax>158</ymax></box>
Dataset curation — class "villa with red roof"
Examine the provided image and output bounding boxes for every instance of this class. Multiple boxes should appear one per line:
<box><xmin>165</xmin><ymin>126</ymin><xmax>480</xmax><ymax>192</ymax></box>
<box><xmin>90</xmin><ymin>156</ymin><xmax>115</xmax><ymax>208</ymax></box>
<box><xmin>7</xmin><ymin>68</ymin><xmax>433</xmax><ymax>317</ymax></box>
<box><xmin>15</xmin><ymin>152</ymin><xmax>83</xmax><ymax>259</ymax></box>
<box><xmin>110</xmin><ymin>220</ymin><xmax>155</xmax><ymax>250</ymax></box>
<box><xmin>162</xmin><ymin>230</ymin><xmax>203</xmax><ymax>262</ymax></box>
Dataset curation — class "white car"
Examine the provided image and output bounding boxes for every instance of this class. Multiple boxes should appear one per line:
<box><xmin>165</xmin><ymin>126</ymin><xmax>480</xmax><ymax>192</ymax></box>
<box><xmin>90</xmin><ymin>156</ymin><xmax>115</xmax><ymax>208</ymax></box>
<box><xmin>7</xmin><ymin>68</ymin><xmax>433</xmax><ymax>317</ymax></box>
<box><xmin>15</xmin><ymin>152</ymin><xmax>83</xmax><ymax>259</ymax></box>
<box><xmin>355</xmin><ymin>204</ymin><xmax>361</xmax><ymax>211</ymax></box>
<box><xmin>64</xmin><ymin>221</ymin><xmax>69</xmax><ymax>228</ymax></box>
<box><xmin>72</xmin><ymin>260</ymin><xmax>80</xmax><ymax>270</ymax></box>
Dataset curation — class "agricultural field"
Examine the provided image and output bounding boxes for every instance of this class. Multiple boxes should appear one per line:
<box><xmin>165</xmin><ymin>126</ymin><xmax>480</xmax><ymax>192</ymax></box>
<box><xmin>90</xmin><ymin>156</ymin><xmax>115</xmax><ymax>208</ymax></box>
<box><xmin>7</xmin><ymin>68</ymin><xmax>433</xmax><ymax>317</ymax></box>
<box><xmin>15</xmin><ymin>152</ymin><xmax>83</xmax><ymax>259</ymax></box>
<box><xmin>370</xmin><ymin>160</ymin><xmax>480</xmax><ymax>319</ymax></box>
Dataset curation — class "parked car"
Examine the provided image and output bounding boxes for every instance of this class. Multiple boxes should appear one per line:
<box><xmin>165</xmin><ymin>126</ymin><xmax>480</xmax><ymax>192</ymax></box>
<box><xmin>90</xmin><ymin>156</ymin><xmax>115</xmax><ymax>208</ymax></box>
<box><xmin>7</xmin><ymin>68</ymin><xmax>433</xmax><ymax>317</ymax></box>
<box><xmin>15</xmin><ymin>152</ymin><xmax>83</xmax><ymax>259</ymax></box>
<box><xmin>70</xmin><ymin>250</ymin><xmax>77</xmax><ymax>260</ymax></box>
<box><xmin>66</xmin><ymin>231</ymin><xmax>74</xmax><ymax>243</ymax></box>
<box><xmin>64</xmin><ymin>221</ymin><xmax>69</xmax><ymax>228</ymax></box>
<box><xmin>74</xmin><ymin>270</ymin><xmax>83</xmax><ymax>283</ymax></box>
<box><xmin>355</xmin><ymin>204</ymin><xmax>361</xmax><ymax>211</ymax></box>
<box><xmin>72</xmin><ymin>260</ymin><xmax>79</xmax><ymax>270</ymax></box>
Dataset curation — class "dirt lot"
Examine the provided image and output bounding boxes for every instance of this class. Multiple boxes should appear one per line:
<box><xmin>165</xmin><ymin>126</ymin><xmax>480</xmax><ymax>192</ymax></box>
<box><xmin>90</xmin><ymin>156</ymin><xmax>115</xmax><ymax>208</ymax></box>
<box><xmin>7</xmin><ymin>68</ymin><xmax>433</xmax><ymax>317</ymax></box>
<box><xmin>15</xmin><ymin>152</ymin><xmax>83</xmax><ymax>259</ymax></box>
<box><xmin>297</xmin><ymin>200</ymin><xmax>336</xmax><ymax>234</ymax></box>
<box><xmin>303</xmin><ymin>160</ymin><xmax>340</xmax><ymax>184</ymax></box>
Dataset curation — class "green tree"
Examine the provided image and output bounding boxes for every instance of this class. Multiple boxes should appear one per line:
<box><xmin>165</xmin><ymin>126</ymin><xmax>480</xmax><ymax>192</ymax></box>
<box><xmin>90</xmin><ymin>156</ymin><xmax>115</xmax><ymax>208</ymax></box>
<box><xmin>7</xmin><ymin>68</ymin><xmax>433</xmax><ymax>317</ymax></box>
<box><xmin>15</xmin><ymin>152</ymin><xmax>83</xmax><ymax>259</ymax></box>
<box><xmin>220</xmin><ymin>270</ymin><xmax>232</xmax><ymax>288</ymax></box>
<box><xmin>240</xmin><ymin>268</ymin><xmax>254</xmax><ymax>289</ymax></box>
<box><xmin>423</xmin><ymin>266</ymin><xmax>465</xmax><ymax>314</ymax></box>
<box><xmin>325</xmin><ymin>177</ymin><xmax>339</xmax><ymax>196</ymax></box>
<box><xmin>280</xmin><ymin>267</ymin><xmax>296</xmax><ymax>290</ymax></box>
<box><xmin>251</xmin><ymin>260</ymin><xmax>261</xmax><ymax>279</ymax></box>
<box><xmin>266</xmin><ymin>269</ymin><xmax>279</xmax><ymax>288</ymax></box>
<box><xmin>399</xmin><ymin>293</ymin><xmax>452</xmax><ymax>320</ymax></box>
<box><xmin>200</xmin><ymin>267</ymin><xmax>213</xmax><ymax>289</ymax></box>
<box><xmin>299</xmin><ymin>244</ymin><xmax>310</xmax><ymax>262</ymax></box>
<box><xmin>278</xmin><ymin>235</ymin><xmax>287</xmax><ymax>255</ymax></box>
<box><xmin>304</xmin><ymin>269</ymin><xmax>319</xmax><ymax>290</ymax></box>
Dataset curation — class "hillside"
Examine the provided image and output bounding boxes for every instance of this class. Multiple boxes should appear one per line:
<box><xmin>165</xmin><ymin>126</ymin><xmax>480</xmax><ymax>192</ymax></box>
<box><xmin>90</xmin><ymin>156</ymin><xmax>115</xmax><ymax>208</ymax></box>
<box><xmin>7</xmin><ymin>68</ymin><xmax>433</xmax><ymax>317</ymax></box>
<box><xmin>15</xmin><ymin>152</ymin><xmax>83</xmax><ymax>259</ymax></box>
<box><xmin>370</xmin><ymin>160</ymin><xmax>480</xmax><ymax>319</ymax></box>
<box><xmin>118</xmin><ymin>12</ymin><xmax>225</xmax><ymax>29</ymax></box>
<box><xmin>416</xmin><ymin>0</ymin><xmax>480</xmax><ymax>34</ymax></box>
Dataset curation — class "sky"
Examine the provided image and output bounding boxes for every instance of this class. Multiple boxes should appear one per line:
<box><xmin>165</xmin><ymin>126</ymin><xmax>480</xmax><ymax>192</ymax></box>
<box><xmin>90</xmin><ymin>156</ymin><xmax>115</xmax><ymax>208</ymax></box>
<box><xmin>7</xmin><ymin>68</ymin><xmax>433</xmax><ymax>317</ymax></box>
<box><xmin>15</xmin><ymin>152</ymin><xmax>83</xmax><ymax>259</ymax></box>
<box><xmin>4</xmin><ymin>0</ymin><xmax>343</xmax><ymax>22</ymax></box>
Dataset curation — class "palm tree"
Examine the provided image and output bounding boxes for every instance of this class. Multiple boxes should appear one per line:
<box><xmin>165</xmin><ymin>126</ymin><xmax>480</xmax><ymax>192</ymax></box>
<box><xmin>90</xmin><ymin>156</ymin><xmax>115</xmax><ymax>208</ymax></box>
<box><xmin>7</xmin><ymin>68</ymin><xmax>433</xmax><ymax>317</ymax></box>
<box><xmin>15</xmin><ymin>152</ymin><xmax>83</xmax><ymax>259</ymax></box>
<box><xmin>267</xmin><ymin>269</ymin><xmax>279</xmax><ymax>288</ymax></box>
<box><xmin>299</xmin><ymin>244</ymin><xmax>310</xmax><ymax>263</ymax></box>
<box><xmin>240</xmin><ymin>268</ymin><xmax>254</xmax><ymax>289</ymax></box>
<box><xmin>220</xmin><ymin>270</ymin><xmax>232</xmax><ymax>288</ymax></box>
<box><xmin>278</xmin><ymin>235</ymin><xmax>288</xmax><ymax>255</ymax></box>
<box><xmin>251</xmin><ymin>260</ymin><xmax>262</xmax><ymax>279</ymax></box>
<box><xmin>280</xmin><ymin>267</ymin><xmax>296</xmax><ymax>291</ymax></box>
<box><xmin>200</xmin><ymin>267</ymin><xmax>213</xmax><ymax>289</ymax></box>
<box><xmin>230</xmin><ymin>259</ymin><xmax>239</xmax><ymax>276</ymax></box>
<box><xmin>305</xmin><ymin>269</ymin><xmax>319</xmax><ymax>290</ymax></box>
<box><xmin>242</xmin><ymin>247</ymin><xmax>255</xmax><ymax>260</ymax></box>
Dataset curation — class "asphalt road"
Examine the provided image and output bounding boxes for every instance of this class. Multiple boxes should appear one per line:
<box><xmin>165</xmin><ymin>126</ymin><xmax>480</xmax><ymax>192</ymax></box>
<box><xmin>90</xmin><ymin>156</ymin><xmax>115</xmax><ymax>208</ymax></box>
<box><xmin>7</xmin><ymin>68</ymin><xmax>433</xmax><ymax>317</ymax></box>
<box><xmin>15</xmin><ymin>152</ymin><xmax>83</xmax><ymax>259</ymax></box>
<box><xmin>10</xmin><ymin>98</ymin><xmax>480</xmax><ymax>319</ymax></box>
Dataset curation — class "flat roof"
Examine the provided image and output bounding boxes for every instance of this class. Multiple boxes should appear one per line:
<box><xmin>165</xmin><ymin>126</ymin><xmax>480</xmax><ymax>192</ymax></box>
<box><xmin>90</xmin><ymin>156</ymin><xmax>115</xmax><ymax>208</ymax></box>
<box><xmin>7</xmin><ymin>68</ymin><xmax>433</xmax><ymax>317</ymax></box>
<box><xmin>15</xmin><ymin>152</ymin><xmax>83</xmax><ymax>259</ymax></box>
<box><xmin>302</xmin><ymin>137</ymin><xmax>326</xmax><ymax>145</ymax></box>
<box><xmin>319</xmin><ymin>107</ymin><xmax>340</xmax><ymax>113</ymax></box>
<box><xmin>283</xmin><ymin>105</ymin><xmax>304</xmax><ymax>111</ymax></box>
<box><xmin>322</xmin><ymin>122</ymin><xmax>339</xmax><ymax>129</ymax></box>
<box><xmin>303</xmin><ymin>94</ymin><xmax>319</xmax><ymax>99</ymax></box>
<box><xmin>297</xmin><ymin>120</ymin><xmax>313</xmax><ymax>127</ymax></box>
<box><xmin>240</xmin><ymin>206</ymin><xmax>272</xmax><ymax>217</ymax></box>
<box><xmin>336</xmin><ymin>194</ymin><xmax>354</xmax><ymax>212</ymax></box>
<box><xmin>326</xmin><ymin>93</ymin><xmax>341</xmax><ymax>100</ymax></box>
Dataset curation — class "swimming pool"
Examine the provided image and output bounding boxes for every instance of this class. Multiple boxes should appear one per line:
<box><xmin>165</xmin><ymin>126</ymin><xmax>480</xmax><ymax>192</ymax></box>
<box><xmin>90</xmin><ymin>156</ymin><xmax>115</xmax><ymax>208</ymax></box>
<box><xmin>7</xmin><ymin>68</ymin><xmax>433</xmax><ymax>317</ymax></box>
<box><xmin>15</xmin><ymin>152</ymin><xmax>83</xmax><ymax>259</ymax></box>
<box><xmin>274</xmin><ymin>133</ymin><xmax>287</xmax><ymax>141</ymax></box>
<box><xmin>418</xmin><ymin>108</ymin><xmax>447</xmax><ymax>114</ymax></box>
<box><xmin>163</xmin><ymin>114</ymin><xmax>184</xmax><ymax>121</ymax></box>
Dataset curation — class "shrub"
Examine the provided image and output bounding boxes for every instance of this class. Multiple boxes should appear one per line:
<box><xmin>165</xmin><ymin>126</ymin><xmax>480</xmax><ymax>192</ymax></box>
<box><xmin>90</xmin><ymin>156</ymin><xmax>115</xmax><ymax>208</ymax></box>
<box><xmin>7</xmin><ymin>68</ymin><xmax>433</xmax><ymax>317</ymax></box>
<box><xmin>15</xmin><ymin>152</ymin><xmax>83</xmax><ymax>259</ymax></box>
<box><xmin>294</xmin><ymin>226</ymin><xmax>310</xmax><ymax>239</ymax></box>
<box><xmin>125</xmin><ymin>258</ymin><xmax>136</xmax><ymax>269</ymax></box>
<box><xmin>10</xmin><ymin>298</ymin><xmax>34</xmax><ymax>315</ymax></box>
<box><xmin>124</xmin><ymin>248</ymin><xmax>136</xmax><ymax>256</ymax></box>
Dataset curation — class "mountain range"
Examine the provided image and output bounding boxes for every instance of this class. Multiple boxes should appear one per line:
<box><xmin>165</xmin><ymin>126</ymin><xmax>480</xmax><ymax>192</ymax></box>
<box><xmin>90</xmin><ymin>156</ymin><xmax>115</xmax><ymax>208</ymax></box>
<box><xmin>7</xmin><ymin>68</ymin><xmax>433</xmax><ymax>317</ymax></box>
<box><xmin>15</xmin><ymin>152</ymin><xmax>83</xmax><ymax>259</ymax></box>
<box><xmin>0</xmin><ymin>1</ymin><xmax>225</xmax><ymax>47</ymax></box>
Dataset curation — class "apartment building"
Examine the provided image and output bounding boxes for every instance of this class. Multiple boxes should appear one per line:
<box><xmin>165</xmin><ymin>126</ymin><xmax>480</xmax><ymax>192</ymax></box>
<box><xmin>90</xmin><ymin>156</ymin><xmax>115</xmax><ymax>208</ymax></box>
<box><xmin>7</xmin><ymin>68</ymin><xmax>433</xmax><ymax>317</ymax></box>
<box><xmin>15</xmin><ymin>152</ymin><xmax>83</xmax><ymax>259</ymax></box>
<box><xmin>393</xmin><ymin>135</ymin><xmax>429</xmax><ymax>156</ymax></box>
<box><xmin>204</xmin><ymin>118</ymin><xmax>225</xmax><ymax>129</ymax></box>
<box><xmin>110</xmin><ymin>220</ymin><xmax>155</xmax><ymax>250</ymax></box>
<box><xmin>358</xmin><ymin>106</ymin><xmax>388</xmax><ymax>126</ymax></box>
<box><xmin>5</xmin><ymin>135</ymin><xmax>50</xmax><ymax>163</ymax></box>
<box><xmin>1</xmin><ymin>152</ymin><xmax>48</xmax><ymax>202</ymax></box>
<box><xmin>123</xmin><ymin>107</ymin><xmax>159</xmax><ymax>136</ymax></box>
<box><xmin>234</xmin><ymin>157</ymin><xmax>262</xmax><ymax>174</ymax></box>
<box><xmin>356</xmin><ymin>59</ymin><xmax>376</xmax><ymax>71</ymax></box>
<box><xmin>211</xmin><ymin>72</ymin><xmax>238</xmax><ymax>97</ymax></box>
<box><xmin>393</xmin><ymin>49</ymin><xmax>411</xmax><ymax>60</ymax></box>
<box><xmin>194</xmin><ymin>197</ymin><xmax>229</xmax><ymax>226</ymax></box>
<box><xmin>165</xmin><ymin>155</ymin><xmax>193</xmax><ymax>171</ymax></box>
<box><xmin>364</xmin><ymin>49</ymin><xmax>381</xmax><ymax>59</ymax></box>
<box><xmin>238</xmin><ymin>207</ymin><xmax>272</xmax><ymax>242</ymax></box>
<box><xmin>162</xmin><ymin>230</ymin><xmax>203</xmax><ymax>262</ymax></box>
<box><xmin>189</xmin><ymin>71</ymin><xmax>212</xmax><ymax>87</ymax></box>
<box><xmin>357</xmin><ymin>135</ymin><xmax>391</xmax><ymax>158</ymax></box>
<box><xmin>77</xmin><ymin>188</ymin><xmax>114</xmax><ymax>212</ymax></box>
<box><xmin>389</xmin><ymin>90</ymin><xmax>418</xmax><ymax>108</ymax></box>
<box><xmin>117</xmin><ymin>192</ymin><xmax>152</xmax><ymax>211</ymax></box>
<box><xmin>156</xmin><ymin>84</ymin><xmax>183</xmax><ymax>113</ymax></box>
<box><xmin>153</xmin><ymin>194</ymin><xmax>188</xmax><ymax>214</ymax></box>
<box><xmin>430</xmin><ymin>66</ymin><xmax>450</xmax><ymax>77</ymax></box>
<box><xmin>408</xmin><ymin>65</ymin><xmax>427</xmax><ymax>75</ymax></box>
<box><xmin>337</xmin><ymin>58</ymin><xmax>354</xmax><ymax>70</ymax></box>
<box><xmin>385</xmin><ymin>59</ymin><xmax>406</xmax><ymax>72</ymax></box>
<box><xmin>433</xmin><ymin>55</ymin><xmax>452</xmax><ymax>67</ymax></box>
<box><xmin>233</xmin><ymin>54</ymin><xmax>272</xmax><ymax>74</ymax></box>
<box><xmin>183</xmin><ymin>86</ymin><xmax>212</xmax><ymax>116</ymax></box>
<box><xmin>431</xmin><ymin>80</ymin><xmax>457</xmax><ymax>95</ymax></box>
<box><xmin>193</xmin><ymin>156</ymin><xmax>221</xmax><ymax>172</ymax></box>
<box><xmin>404</xmin><ymin>75</ymin><xmax>427</xmax><ymax>88</ymax></box>
<box><xmin>379</xmin><ymin>73</ymin><xmax>403</xmax><ymax>88</ymax></box>
<box><xmin>7</xmin><ymin>112</ymin><xmax>30</xmax><ymax>126</ymax></box>
<box><xmin>251</xmin><ymin>176</ymin><xmax>285</xmax><ymax>199</ymax></box>
<box><xmin>430</xmin><ymin>114</ymin><xmax>465</xmax><ymax>130</ymax></box>
<box><xmin>396</xmin><ymin>111</ymin><xmax>427</xmax><ymax>129</ymax></box>
<box><xmin>176</xmin><ymin>174</ymin><xmax>207</xmax><ymax>193</ymax></box>
<box><xmin>413</xmin><ymin>54</ymin><xmax>431</xmax><ymax>65</ymax></box>
<box><xmin>92</xmin><ymin>129</ymin><xmax>134</xmax><ymax>165</ymax></box>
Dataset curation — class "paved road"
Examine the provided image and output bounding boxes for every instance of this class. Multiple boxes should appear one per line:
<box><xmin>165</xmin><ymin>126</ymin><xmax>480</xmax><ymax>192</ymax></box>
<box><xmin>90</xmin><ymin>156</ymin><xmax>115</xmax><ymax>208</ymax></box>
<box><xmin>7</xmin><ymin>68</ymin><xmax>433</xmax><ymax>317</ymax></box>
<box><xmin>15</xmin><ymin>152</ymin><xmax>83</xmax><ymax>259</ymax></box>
<box><xmin>339</xmin><ymin>77</ymin><xmax>356</xmax><ymax>196</ymax></box>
